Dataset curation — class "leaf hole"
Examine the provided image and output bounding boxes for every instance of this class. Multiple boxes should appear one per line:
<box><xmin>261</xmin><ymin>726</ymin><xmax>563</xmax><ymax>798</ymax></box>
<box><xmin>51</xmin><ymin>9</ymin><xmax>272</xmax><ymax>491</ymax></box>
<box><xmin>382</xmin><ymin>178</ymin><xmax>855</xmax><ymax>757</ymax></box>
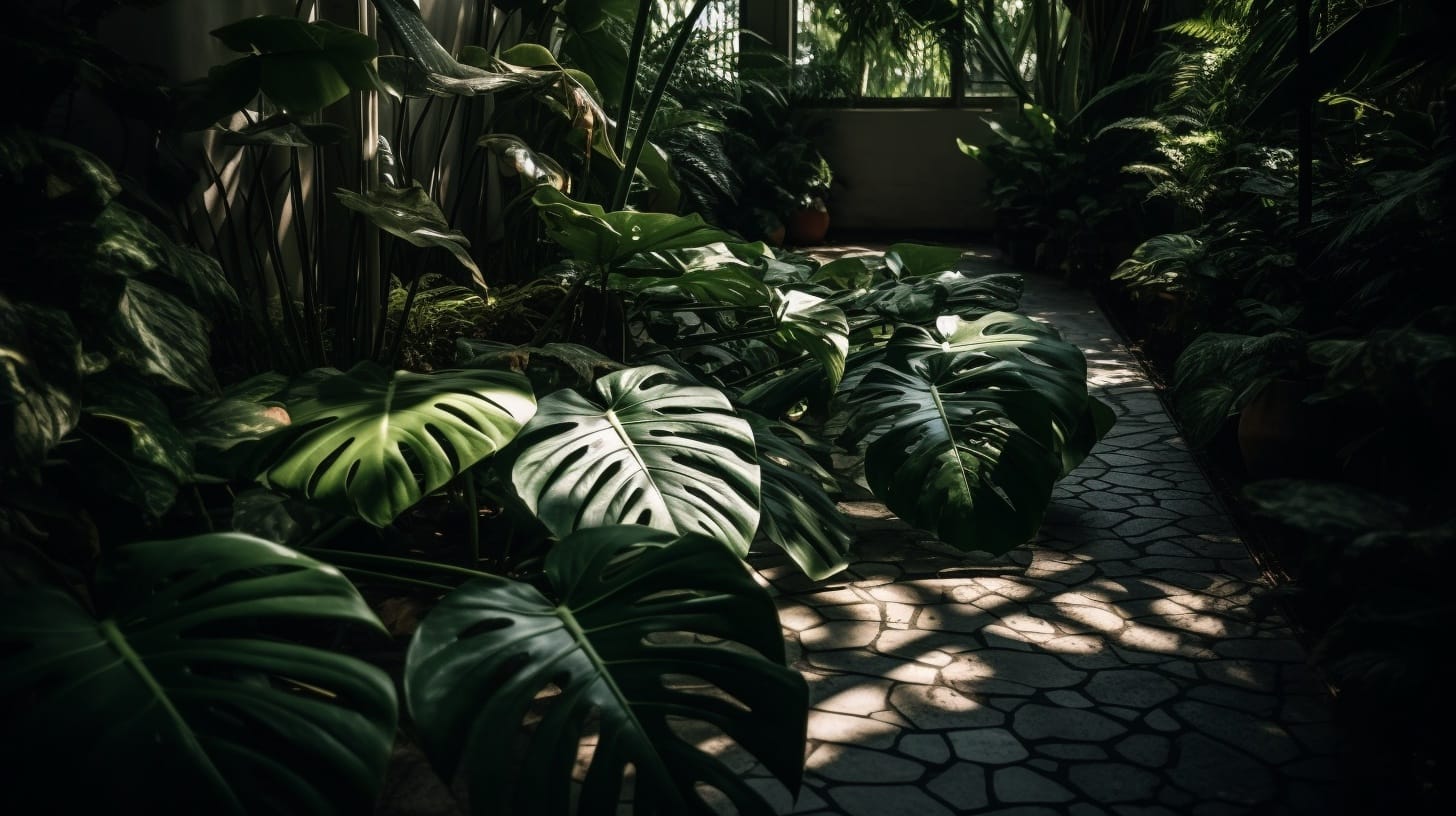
<box><xmin>458</xmin><ymin>616</ymin><xmax>513</xmax><ymax>640</ymax></box>
<box><xmin>638</xmin><ymin>371</ymin><xmax>678</xmax><ymax>391</ymax></box>
<box><xmin>424</xmin><ymin>423</ymin><xmax>461</xmax><ymax>472</ymax></box>
<box><xmin>306</xmin><ymin>439</ymin><xmax>354</xmax><ymax>496</ymax></box>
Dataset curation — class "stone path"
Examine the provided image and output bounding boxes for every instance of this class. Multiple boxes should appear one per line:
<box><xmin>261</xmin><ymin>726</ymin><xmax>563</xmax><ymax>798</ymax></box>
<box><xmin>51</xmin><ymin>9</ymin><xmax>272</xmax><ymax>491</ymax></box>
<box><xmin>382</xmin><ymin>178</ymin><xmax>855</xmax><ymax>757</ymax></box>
<box><xmin>740</xmin><ymin>250</ymin><xmax>1339</xmax><ymax>815</ymax></box>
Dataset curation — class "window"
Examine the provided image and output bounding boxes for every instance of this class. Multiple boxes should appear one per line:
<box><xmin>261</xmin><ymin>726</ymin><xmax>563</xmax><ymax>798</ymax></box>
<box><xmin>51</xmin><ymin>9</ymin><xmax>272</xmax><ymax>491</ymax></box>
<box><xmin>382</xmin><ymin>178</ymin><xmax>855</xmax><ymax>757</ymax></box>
<box><xmin>790</xmin><ymin>0</ymin><xmax>1018</xmax><ymax>103</ymax></box>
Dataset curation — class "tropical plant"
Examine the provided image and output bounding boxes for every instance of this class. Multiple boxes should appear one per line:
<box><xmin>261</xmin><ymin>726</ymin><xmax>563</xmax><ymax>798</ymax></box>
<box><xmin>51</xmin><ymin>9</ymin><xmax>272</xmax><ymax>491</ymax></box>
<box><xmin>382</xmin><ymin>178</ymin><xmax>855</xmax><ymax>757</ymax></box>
<box><xmin>0</xmin><ymin>533</ymin><xmax>398</xmax><ymax>814</ymax></box>
<box><xmin>0</xmin><ymin>129</ymin><xmax>281</xmax><ymax>542</ymax></box>
<box><xmin>841</xmin><ymin>312</ymin><xmax>1113</xmax><ymax>552</ymax></box>
<box><xmin>1</xmin><ymin>4</ymin><xmax>1116</xmax><ymax>814</ymax></box>
<box><xmin>405</xmin><ymin>524</ymin><xmax>807</xmax><ymax>814</ymax></box>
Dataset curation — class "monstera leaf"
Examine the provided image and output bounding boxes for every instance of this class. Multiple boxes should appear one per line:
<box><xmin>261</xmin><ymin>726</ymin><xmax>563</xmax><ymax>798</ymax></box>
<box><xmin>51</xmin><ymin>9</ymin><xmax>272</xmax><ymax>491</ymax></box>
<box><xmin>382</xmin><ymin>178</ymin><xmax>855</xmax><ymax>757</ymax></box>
<box><xmin>927</xmin><ymin>269</ymin><xmax>1023</xmax><ymax>318</ymax></box>
<box><xmin>503</xmin><ymin>365</ymin><xmax>761</xmax><ymax>554</ymax></box>
<box><xmin>0</xmin><ymin>533</ymin><xmax>397</xmax><ymax>814</ymax></box>
<box><xmin>253</xmin><ymin>362</ymin><xmax>536</xmax><ymax>527</ymax></box>
<box><xmin>844</xmin><ymin>267</ymin><xmax>1022</xmax><ymax>325</ymax></box>
<box><xmin>405</xmin><ymin>525</ymin><xmax>807</xmax><ymax>815</ymax></box>
<box><xmin>533</xmin><ymin>187</ymin><xmax>739</xmax><ymax>268</ymax></box>
<box><xmin>767</xmin><ymin>289</ymin><xmax>849</xmax><ymax>392</ymax></box>
<box><xmin>749</xmin><ymin>415</ymin><xmax>852</xmax><ymax>579</ymax></box>
<box><xmin>884</xmin><ymin>242</ymin><xmax>967</xmax><ymax>278</ymax></box>
<box><xmin>841</xmin><ymin>313</ymin><xmax>1104</xmax><ymax>554</ymax></box>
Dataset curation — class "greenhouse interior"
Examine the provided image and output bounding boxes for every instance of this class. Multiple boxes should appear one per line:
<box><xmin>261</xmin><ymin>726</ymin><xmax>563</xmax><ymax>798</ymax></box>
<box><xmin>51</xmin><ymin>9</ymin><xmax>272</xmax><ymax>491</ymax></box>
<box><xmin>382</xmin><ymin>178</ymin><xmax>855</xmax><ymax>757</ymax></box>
<box><xmin>2</xmin><ymin>0</ymin><xmax>1452</xmax><ymax>813</ymax></box>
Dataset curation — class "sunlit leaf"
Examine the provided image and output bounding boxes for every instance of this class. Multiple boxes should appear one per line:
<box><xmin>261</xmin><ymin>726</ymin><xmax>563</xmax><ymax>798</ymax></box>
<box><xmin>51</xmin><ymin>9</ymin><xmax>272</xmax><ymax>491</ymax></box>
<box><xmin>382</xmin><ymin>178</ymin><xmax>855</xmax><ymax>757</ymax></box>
<box><xmin>336</xmin><ymin>183</ymin><xmax>484</xmax><ymax>289</ymax></box>
<box><xmin>503</xmin><ymin>365</ymin><xmax>761</xmax><ymax>554</ymax></box>
<box><xmin>252</xmin><ymin>363</ymin><xmax>536</xmax><ymax>527</ymax></box>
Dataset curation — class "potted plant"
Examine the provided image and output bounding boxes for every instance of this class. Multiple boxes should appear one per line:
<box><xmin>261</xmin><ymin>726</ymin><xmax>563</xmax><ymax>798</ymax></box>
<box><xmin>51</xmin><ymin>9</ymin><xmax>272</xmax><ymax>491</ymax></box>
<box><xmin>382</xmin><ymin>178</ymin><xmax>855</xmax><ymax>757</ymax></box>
<box><xmin>783</xmin><ymin>151</ymin><xmax>833</xmax><ymax>245</ymax></box>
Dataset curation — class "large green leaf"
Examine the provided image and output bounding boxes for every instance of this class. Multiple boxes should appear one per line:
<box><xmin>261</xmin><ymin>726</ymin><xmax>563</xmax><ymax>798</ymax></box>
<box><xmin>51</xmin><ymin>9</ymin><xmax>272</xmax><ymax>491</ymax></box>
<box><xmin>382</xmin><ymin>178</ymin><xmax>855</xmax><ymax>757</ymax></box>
<box><xmin>811</xmin><ymin>256</ymin><xmax>878</xmax><ymax>290</ymax></box>
<box><xmin>504</xmin><ymin>365</ymin><xmax>761</xmax><ymax>554</ymax></box>
<box><xmin>767</xmin><ymin>289</ymin><xmax>850</xmax><ymax>392</ymax></box>
<box><xmin>927</xmin><ymin>268</ymin><xmax>1024</xmax><ymax>318</ymax></box>
<box><xmin>0</xmin><ymin>296</ymin><xmax>82</xmax><ymax>472</ymax></box>
<box><xmin>480</xmin><ymin>133</ymin><xmax>569</xmax><ymax>190</ymax></box>
<box><xmin>558</xmin><ymin>0</ymin><xmax>636</xmax><ymax>108</ymax></box>
<box><xmin>621</xmin><ymin>265</ymin><xmax>773</xmax><ymax>307</ymax></box>
<box><xmin>253</xmin><ymin>363</ymin><xmax>536</xmax><ymax>527</ymax></box>
<box><xmin>884</xmin><ymin>242</ymin><xmax>968</xmax><ymax>278</ymax></box>
<box><xmin>533</xmin><ymin>187</ymin><xmax>739</xmax><ymax>268</ymax></box>
<box><xmin>405</xmin><ymin>524</ymin><xmax>807</xmax><ymax>815</ymax></box>
<box><xmin>841</xmin><ymin>312</ymin><xmax>1101</xmax><ymax>554</ymax></box>
<box><xmin>208</xmin><ymin>16</ymin><xmax>386</xmax><ymax>115</ymax></box>
<box><xmin>0</xmin><ymin>533</ymin><xmax>397</xmax><ymax>814</ymax></box>
<box><xmin>841</xmin><ymin>268</ymin><xmax>1022</xmax><ymax>325</ymax></box>
<box><xmin>336</xmin><ymin>183</ymin><xmax>484</xmax><ymax>289</ymax></box>
<box><xmin>749</xmin><ymin>415</ymin><xmax>852</xmax><ymax>580</ymax></box>
<box><xmin>177</xmin><ymin>372</ymin><xmax>291</xmax><ymax>479</ymax></box>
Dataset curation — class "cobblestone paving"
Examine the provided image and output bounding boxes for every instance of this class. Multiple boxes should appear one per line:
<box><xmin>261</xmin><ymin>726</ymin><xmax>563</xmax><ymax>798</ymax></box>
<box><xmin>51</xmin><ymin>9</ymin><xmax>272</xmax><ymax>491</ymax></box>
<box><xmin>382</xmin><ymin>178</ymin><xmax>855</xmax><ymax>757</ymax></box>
<box><xmin>741</xmin><ymin>252</ymin><xmax>1339</xmax><ymax>815</ymax></box>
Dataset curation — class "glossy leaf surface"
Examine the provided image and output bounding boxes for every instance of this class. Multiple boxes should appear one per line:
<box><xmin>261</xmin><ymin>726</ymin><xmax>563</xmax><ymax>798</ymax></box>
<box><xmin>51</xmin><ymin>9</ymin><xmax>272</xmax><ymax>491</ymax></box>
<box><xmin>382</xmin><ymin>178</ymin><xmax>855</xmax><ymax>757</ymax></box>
<box><xmin>0</xmin><ymin>533</ymin><xmax>398</xmax><ymax>814</ymax></box>
<box><xmin>505</xmin><ymin>365</ymin><xmax>760</xmax><ymax>554</ymax></box>
<box><xmin>405</xmin><ymin>525</ymin><xmax>806</xmax><ymax>815</ymax></box>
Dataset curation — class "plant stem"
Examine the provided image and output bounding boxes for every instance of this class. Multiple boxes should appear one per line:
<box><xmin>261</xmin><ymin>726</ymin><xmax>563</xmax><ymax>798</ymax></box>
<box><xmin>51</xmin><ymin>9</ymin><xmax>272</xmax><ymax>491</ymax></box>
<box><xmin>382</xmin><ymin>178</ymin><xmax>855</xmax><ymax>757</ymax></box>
<box><xmin>335</xmin><ymin>567</ymin><xmax>453</xmax><ymax>592</ymax></box>
<box><xmin>611</xmin><ymin>0</ymin><xmax>711</xmax><ymax>210</ymax></box>
<box><xmin>463</xmin><ymin>472</ymin><xmax>480</xmax><ymax>565</ymax></box>
<box><xmin>530</xmin><ymin>274</ymin><xmax>589</xmax><ymax>345</ymax></box>
<box><xmin>299</xmin><ymin>547</ymin><xmax>493</xmax><ymax>582</ymax></box>
<box><xmin>613</xmin><ymin>0</ymin><xmax>654</xmax><ymax>159</ymax></box>
<box><xmin>386</xmin><ymin>266</ymin><xmax>426</xmax><ymax>368</ymax></box>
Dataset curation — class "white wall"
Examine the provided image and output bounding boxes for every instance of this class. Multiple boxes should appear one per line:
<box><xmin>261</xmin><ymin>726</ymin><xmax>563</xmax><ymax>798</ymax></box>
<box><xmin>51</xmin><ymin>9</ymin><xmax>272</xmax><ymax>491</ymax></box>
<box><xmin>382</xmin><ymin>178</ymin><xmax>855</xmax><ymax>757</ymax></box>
<box><xmin>805</xmin><ymin>103</ymin><xmax>1017</xmax><ymax>234</ymax></box>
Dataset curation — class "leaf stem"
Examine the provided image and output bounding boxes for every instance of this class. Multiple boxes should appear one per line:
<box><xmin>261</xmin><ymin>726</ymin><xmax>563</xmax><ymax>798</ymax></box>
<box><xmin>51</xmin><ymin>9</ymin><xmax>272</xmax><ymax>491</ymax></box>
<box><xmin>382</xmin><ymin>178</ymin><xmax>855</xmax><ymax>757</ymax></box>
<box><xmin>98</xmin><ymin>619</ymin><xmax>245</xmax><ymax>815</ymax></box>
<box><xmin>611</xmin><ymin>0</ymin><xmax>711</xmax><ymax>210</ymax></box>
<box><xmin>299</xmin><ymin>547</ymin><xmax>492</xmax><ymax>582</ymax></box>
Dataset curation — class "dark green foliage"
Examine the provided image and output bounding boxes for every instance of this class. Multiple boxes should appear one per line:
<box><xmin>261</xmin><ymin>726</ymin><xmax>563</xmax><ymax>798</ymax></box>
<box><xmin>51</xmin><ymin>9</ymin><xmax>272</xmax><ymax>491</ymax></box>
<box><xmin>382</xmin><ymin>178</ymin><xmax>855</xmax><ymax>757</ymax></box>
<box><xmin>405</xmin><ymin>525</ymin><xmax>807</xmax><ymax>815</ymax></box>
<box><xmin>0</xmin><ymin>533</ymin><xmax>398</xmax><ymax>815</ymax></box>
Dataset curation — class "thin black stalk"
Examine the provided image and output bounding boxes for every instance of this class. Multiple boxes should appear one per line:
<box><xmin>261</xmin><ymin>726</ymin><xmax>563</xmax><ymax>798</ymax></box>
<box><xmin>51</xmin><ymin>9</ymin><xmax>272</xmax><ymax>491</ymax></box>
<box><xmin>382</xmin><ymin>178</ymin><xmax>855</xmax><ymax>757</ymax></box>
<box><xmin>613</xmin><ymin>0</ymin><xmax>655</xmax><ymax>159</ymax></box>
<box><xmin>1296</xmin><ymin>0</ymin><xmax>1313</xmax><ymax>260</ymax></box>
<box><xmin>202</xmin><ymin>153</ymin><xmax>262</xmax><ymax>305</ymax></box>
<box><xmin>612</xmin><ymin>0</ymin><xmax>711</xmax><ymax>210</ymax></box>
<box><xmin>298</xmin><ymin>546</ymin><xmax>492</xmax><ymax>581</ymax></box>
<box><xmin>406</xmin><ymin>95</ymin><xmax>438</xmax><ymax>181</ymax></box>
<box><xmin>446</xmin><ymin>143</ymin><xmax>486</xmax><ymax>228</ymax></box>
<box><xmin>334</xmin><ymin>567</ymin><xmax>454</xmax><ymax>592</ymax></box>
<box><xmin>463</xmin><ymin>472</ymin><xmax>480</xmax><ymax>566</ymax></box>
<box><xmin>253</xmin><ymin>152</ymin><xmax>311</xmax><ymax>365</ymax></box>
<box><xmin>531</xmin><ymin>274</ymin><xmax>589</xmax><ymax>345</ymax></box>
<box><xmin>192</xmin><ymin>486</ymin><xmax>216</xmax><ymax>532</ymax></box>
<box><xmin>288</xmin><ymin>147</ymin><xmax>324</xmax><ymax>362</ymax></box>
<box><xmin>393</xmin><ymin>96</ymin><xmax>408</xmax><ymax>182</ymax></box>
<box><xmin>430</xmin><ymin>95</ymin><xmax>463</xmax><ymax>200</ymax></box>
<box><xmin>386</xmin><ymin>265</ymin><xmax>426</xmax><ymax>368</ymax></box>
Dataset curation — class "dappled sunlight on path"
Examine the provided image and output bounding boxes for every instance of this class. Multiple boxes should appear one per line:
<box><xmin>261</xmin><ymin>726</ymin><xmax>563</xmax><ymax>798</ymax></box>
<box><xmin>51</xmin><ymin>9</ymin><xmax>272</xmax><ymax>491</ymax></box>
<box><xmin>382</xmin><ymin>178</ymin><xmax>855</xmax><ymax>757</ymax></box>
<box><xmin>739</xmin><ymin>258</ymin><xmax>1338</xmax><ymax>815</ymax></box>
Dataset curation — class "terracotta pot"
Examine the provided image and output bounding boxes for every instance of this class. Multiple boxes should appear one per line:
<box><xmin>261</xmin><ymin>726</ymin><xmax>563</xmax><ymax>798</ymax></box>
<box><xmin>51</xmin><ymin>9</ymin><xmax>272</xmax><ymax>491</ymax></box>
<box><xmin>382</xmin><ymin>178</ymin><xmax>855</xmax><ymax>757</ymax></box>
<box><xmin>765</xmin><ymin>224</ymin><xmax>786</xmax><ymax>247</ymax></box>
<box><xmin>787</xmin><ymin>208</ymin><xmax>830</xmax><ymax>245</ymax></box>
<box><xmin>1238</xmin><ymin>378</ymin><xmax>1319</xmax><ymax>480</ymax></box>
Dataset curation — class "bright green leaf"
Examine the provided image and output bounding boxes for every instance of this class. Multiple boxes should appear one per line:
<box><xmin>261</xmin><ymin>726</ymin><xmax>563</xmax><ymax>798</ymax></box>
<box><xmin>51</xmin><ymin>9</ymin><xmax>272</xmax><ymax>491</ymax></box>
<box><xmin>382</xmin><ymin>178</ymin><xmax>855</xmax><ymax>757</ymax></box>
<box><xmin>504</xmin><ymin>365</ymin><xmax>761</xmax><ymax>554</ymax></box>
